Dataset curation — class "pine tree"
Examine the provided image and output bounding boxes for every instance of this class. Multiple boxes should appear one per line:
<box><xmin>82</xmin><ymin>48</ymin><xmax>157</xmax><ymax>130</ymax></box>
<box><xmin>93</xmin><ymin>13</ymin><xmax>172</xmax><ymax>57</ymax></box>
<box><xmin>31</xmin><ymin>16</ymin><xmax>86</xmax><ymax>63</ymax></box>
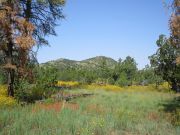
<box><xmin>0</xmin><ymin>0</ymin><xmax>65</xmax><ymax>96</ymax></box>
<box><xmin>169</xmin><ymin>0</ymin><xmax>180</xmax><ymax>64</ymax></box>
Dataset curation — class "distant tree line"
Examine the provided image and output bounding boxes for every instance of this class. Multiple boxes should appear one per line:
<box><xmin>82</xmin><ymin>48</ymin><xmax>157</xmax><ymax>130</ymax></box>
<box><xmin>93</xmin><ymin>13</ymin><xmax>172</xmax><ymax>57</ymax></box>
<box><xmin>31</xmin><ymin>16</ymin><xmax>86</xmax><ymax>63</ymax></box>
<box><xmin>54</xmin><ymin>56</ymin><xmax>164</xmax><ymax>87</ymax></box>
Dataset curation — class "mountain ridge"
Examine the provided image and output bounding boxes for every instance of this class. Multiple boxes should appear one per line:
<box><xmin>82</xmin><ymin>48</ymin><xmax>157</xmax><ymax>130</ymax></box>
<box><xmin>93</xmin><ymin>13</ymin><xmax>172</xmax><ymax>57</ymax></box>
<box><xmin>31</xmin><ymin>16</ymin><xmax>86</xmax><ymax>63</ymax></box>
<box><xmin>41</xmin><ymin>56</ymin><xmax>117</xmax><ymax>70</ymax></box>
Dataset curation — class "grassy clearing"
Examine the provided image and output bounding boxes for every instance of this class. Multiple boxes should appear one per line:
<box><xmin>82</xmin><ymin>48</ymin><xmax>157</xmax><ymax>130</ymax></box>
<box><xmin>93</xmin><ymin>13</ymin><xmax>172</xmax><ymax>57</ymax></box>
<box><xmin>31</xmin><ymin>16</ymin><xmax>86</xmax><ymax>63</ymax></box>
<box><xmin>0</xmin><ymin>89</ymin><xmax>179</xmax><ymax>135</ymax></box>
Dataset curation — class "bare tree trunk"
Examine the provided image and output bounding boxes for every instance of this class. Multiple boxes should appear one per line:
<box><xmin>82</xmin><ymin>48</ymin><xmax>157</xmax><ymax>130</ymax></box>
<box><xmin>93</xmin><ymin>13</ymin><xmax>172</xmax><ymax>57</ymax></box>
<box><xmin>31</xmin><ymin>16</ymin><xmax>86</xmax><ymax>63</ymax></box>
<box><xmin>172</xmin><ymin>82</ymin><xmax>180</xmax><ymax>93</ymax></box>
<box><xmin>6</xmin><ymin>42</ymin><xmax>15</xmax><ymax>97</ymax></box>
<box><xmin>5</xmin><ymin>3</ymin><xmax>16</xmax><ymax>97</ymax></box>
<box><xmin>7</xmin><ymin>69</ymin><xmax>14</xmax><ymax>96</ymax></box>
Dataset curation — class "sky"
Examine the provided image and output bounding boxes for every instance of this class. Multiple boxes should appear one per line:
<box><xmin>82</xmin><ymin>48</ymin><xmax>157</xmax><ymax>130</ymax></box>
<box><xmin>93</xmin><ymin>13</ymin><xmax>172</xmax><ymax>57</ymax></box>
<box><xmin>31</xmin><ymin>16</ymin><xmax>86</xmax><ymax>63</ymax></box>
<box><xmin>37</xmin><ymin>0</ymin><xmax>172</xmax><ymax>69</ymax></box>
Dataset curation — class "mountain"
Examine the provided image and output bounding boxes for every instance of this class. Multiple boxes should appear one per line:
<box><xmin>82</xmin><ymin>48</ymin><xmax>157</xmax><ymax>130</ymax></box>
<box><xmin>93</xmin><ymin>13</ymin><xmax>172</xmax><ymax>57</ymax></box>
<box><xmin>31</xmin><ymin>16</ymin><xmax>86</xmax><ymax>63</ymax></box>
<box><xmin>81</xmin><ymin>56</ymin><xmax>117</xmax><ymax>68</ymax></box>
<box><xmin>41</xmin><ymin>56</ymin><xmax>117</xmax><ymax>70</ymax></box>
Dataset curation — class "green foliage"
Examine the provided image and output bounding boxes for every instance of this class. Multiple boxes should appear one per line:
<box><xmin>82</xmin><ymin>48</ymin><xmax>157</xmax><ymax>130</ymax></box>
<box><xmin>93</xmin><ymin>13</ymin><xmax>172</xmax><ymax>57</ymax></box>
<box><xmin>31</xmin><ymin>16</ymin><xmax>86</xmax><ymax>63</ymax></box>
<box><xmin>149</xmin><ymin>35</ymin><xmax>180</xmax><ymax>92</ymax></box>
<box><xmin>14</xmin><ymin>80</ymin><xmax>41</xmax><ymax>103</ymax></box>
<box><xmin>45</xmin><ymin>56</ymin><xmax>161</xmax><ymax>87</ymax></box>
<box><xmin>113</xmin><ymin>56</ymin><xmax>137</xmax><ymax>86</ymax></box>
<box><xmin>0</xmin><ymin>69</ymin><xmax>6</xmax><ymax>84</ymax></box>
<box><xmin>14</xmin><ymin>66</ymin><xmax>58</xmax><ymax>103</ymax></box>
<box><xmin>135</xmin><ymin>65</ymin><xmax>164</xmax><ymax>86</ymax></box>
<box><xmin>81</xmin><ymin>70</ymin><xmax>97</xmax><ymax>84</ymax></box>
<box><xmin>115</xmin><ymin>72</ymin><xmax>130</xmax><ymax>86</ymax></box>
<box><xmin>106</xmin><ymin>77</ymin><xmax>115</xmax><ymax>85</ymax></box>
<box><xmin>34</xmin><ymin>66</ymin><xmax>58</xmax><ymax>88</ymax></box>
<box><xmin>0</xmin><ymin>52</ymin><xmax>6</xmax><ymax>84</ymax></box>
<box><xmin>97</xmin><ymin>58</ymin><xmax>111</xmax><ymax>79</ymax></box>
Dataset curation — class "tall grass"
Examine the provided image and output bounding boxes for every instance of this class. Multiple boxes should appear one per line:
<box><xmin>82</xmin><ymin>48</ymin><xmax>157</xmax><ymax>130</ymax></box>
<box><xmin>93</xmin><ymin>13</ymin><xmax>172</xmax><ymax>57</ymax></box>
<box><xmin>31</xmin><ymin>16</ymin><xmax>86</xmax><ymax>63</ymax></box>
<box><xmin>0</xmin><ymin>89</ymin><xmax>179</xmax><ymax>135</ymax></box>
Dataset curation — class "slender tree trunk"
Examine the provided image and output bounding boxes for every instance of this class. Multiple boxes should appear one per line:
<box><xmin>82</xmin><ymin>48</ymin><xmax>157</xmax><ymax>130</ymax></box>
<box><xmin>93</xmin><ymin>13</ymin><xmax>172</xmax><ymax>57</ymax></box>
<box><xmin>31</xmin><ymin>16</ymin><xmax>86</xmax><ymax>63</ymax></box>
<box><xmin>7</xmin><ymin>69</ymin><xmax>14</xmax><ymax>96</ymax></box>
<box><xmin>171</xmin><ymin>82</ymin><xmax>180</xmax><ymax>93</ymax></box>
<box><xmin>6</xmin><ymin>42</ymin><xmax>15</xmax><ymax>97</ymax></box>
<box><xmin>6</xmin><ymin>10</ymin><xmax>15</xmax><ymax>96</ymax></box>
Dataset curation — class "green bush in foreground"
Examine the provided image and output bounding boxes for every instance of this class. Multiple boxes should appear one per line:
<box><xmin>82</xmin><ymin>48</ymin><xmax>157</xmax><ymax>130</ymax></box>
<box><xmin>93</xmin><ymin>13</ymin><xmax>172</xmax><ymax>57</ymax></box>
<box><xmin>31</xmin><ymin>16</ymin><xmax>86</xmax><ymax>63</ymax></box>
<box><xmin>14</xmin><ymin>66</ymin><xmax>58</xmax><ymax>103</ymax></box>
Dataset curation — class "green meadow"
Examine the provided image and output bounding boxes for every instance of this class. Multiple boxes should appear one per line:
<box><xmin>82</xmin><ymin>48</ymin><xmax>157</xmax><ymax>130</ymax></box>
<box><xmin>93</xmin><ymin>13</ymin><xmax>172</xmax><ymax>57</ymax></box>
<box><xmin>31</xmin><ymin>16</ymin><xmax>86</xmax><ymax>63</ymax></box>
<box><xmin>0</xmin><ymin>1</ymin><xmax>180</xmax><ymax>135</ymax></box>
<box><xmin>0</xmin><ymin>89</ymin><xmax>179</xmax><ymax>135</ymax></box>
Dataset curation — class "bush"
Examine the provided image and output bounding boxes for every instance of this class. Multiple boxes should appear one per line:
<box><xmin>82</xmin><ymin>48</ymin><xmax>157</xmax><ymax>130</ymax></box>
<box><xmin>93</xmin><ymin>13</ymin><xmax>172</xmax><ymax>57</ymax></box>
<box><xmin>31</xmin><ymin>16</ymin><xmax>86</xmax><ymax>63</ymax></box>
<box><xmin>15</xmin><ymin>66</ymin><xmax>58</xmax><ymax>103</ymax></box>
<box><xmin>34</xmin><ymin>66</ymin><xmax>58</xmax><ymax>88</ymax></box>
<box><xmin>115</xmin><ymin>78</ymin><xmax>130</xmax><ymax>87</ymax></box>
<box><xmin>0</xmin><ymin>69</ymin><xmax>6</xmax><ymax>84</ymax></box>
<box><xmin>107</xmin><ymin>78</ymin><xmax>115</xmax><ymax>85</ymax></box>
<box><xmin>0</xmin><ymin>85</ymin><xmax>17</xmax><ymax>108</ymax></box>
<box><xmin>56</xmin><ymin>81</ymin><xmax>80</xmax><ymax>88</ymax></box>
<box><xmin>15</xmin><ymin>80</ymin><xmax>57</xmax><ymax>103</ymax></box>
<box><xmin>15</xmin><ymin>80</ymin><xmax>39</xmax><ymax>103</ymax></box>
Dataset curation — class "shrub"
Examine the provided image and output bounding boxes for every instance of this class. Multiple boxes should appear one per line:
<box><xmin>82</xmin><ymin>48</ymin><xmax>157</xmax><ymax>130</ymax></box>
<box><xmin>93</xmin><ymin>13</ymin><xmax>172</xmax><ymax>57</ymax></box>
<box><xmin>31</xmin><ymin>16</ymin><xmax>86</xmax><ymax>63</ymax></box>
<box><xmin>34</xmin><ymin>66</ymin><xmax>58</xmax><ymax>88</ymax></box>
<box><xmin>56</xmin><ymin>81</ymin><xmax>80</xmax><ymax>88</ymax></box>
<box><xmin>14</xmin><ymin>66</ymin><xmax>58</xmax><ymax>103</ymax></box>
<box><xmin>0</xmin><ymin>85</ymin><xmax>7</xmax><ymax>96</ymax></box>
<box><xmin>0</xmin><ymin>85</ymin><xmax>17</xmax><ymax>108</ymax></box>
<box><xmin>107</xmin><ymin>78</ymin><xmax>115</xmax><ymax>85</ymax></box>
<box><xmin>0</xmin><ymin>69</ymin><xmax>6</xmax><ymax>84</ymax></box>
<box><xmin>15</xmin><ymin>79</ymin><xmax>56</xmax><ymax>103</ymax></box>
<box><xmin>115</xmin><ymin>78</ymin><xmax>131</xmax><ymax>87</ymax></box>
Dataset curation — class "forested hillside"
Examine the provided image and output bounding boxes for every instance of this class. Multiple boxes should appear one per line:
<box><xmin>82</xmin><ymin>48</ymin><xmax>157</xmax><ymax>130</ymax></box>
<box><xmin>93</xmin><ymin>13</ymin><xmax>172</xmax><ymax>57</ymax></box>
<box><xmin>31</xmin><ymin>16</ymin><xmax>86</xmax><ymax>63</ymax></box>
<box><xmin>40</xmin><ymin>56</ymin><xmax>163</xmax><ymax>87</ymax></box>
<box><xmin>41</xmin><ymin>56</ymin><xmax>117</xmax><ymax>70</ymax></box>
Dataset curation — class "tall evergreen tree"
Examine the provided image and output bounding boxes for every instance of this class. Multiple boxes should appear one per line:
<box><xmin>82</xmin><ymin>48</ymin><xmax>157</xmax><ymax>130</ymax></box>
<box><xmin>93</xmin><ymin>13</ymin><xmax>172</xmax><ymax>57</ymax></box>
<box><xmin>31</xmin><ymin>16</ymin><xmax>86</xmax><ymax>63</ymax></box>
<box><xmin>0</xmin><ymin>0</ymin><xmax>65</xmax><ymax>96</ymax></box>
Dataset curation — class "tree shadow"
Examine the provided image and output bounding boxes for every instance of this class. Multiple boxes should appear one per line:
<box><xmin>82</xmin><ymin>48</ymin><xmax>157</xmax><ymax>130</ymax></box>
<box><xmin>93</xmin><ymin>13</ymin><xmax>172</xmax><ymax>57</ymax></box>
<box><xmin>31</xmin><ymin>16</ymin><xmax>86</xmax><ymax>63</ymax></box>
<box><xmin>161</xmin><ymin>95</ymin><xmax>180</xmax><ymax>126</ymax></box>
<box><xmin>162</xmin><ymin>95</ymin><xmax>180</xmax><ymax>113</ymax></box>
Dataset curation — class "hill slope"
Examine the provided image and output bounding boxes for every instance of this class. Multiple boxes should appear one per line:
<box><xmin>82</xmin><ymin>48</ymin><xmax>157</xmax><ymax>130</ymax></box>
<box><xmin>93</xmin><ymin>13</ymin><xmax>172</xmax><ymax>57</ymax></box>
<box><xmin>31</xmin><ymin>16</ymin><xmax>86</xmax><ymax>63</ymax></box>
<box><xmin>41</xmin><ymin>56</ymin><xmax>117</xmax><ymax>70</ymax></box>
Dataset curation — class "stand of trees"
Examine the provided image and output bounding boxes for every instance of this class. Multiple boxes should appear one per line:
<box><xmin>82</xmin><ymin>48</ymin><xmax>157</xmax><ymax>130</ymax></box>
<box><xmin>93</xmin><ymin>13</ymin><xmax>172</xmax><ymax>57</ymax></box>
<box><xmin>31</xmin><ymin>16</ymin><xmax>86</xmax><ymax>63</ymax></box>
<box><xmin>55</xmin><ymin>56</ymin><xmax>164</xmax><ymax>87</ymax></box>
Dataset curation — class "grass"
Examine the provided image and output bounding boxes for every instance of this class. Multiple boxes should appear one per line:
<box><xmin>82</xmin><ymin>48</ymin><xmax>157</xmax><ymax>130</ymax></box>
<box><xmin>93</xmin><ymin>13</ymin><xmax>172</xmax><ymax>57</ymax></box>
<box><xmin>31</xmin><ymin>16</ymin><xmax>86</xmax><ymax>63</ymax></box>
<box><xmin>0</xmin><ymin>88</ymin><xmax>179</xmax><ymax>135</ymax></box>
